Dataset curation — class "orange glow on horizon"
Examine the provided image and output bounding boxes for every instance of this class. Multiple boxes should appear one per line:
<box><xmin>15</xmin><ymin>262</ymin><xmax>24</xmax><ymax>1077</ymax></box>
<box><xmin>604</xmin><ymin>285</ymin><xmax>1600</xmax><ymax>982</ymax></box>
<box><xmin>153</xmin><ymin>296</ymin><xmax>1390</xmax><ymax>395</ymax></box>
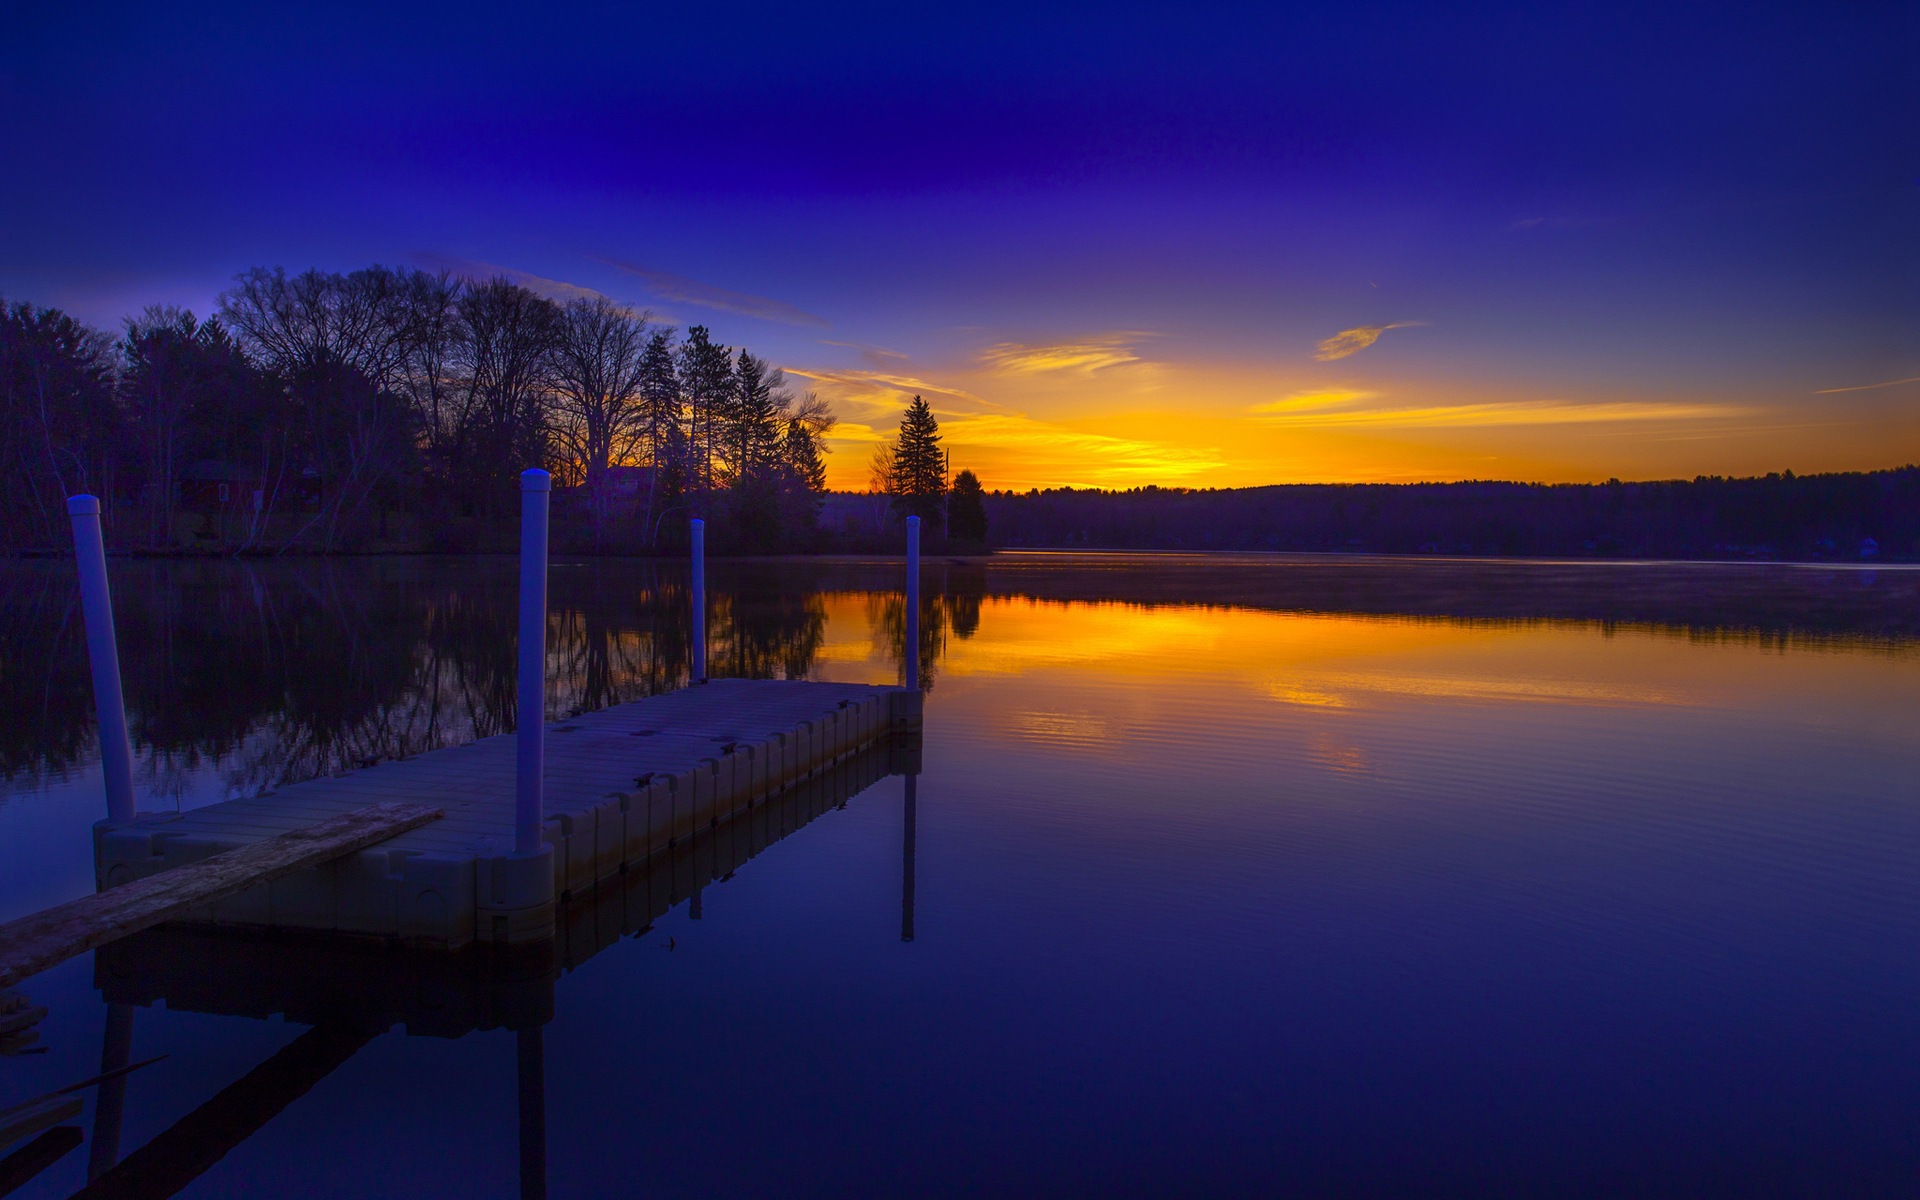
<box><xmin>807</xmin><ymin>353</ymin><xmax>1919</xmax><ymax>493</ymax></box>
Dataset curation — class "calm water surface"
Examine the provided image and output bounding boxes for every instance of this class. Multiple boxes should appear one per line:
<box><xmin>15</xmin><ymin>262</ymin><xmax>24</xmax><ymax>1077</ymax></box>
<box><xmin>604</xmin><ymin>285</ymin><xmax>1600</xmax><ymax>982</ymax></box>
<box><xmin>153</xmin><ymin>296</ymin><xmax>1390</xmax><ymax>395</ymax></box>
<box><xmin>3</xmin><ymin>553</ymin><xmax>1919</xmax><ymax>1197</ymax></box>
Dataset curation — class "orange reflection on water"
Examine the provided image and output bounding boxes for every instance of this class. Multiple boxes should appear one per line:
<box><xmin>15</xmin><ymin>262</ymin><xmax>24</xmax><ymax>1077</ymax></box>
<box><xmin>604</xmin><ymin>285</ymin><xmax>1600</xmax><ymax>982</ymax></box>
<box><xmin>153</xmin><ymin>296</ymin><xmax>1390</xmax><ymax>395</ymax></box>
<box><xmin>811</xmin><ymin>592</ymin><xmax>1920</xmax><ymax>794</ymax></box>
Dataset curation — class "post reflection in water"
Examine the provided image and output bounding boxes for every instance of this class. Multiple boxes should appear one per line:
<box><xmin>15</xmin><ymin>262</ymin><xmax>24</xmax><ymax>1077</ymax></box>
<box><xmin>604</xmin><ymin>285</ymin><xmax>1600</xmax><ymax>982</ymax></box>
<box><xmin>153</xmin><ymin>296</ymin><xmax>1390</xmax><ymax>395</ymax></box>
<box><xmin>516</xmin><ymin>1027</ymin><xmax>547</xmax><ymax>1200</ymax></box>
<box><xmin>84</xmin><ymin>1002</ymin><xmax>132</xmax><ymax>1181</ymax></box>
<box><xmin>901</xmin><ymin>774</ymin><xmax>917</xmax><ymax>945</ymax></box>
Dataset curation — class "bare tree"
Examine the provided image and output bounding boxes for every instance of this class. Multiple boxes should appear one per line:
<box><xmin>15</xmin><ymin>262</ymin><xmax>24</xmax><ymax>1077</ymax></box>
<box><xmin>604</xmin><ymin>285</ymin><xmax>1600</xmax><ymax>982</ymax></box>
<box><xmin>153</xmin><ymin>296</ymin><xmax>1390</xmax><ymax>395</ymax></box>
<box><xmin>218</xmin><ymin>269</ymin><xmax>422</xmax><ymax>550</ymax></box>
<box><xmin>391</xmin><ymin>271</ymin><xmax>467</xmax><ymax>477</ymax></box>
<box><xmin>550</xmin><ymin>296</ymin><xmax>650</xmax><ymax>545</ymax></box>
<box><xmin>451</xmin><ymin>279</ymin><xmax>561</xmax><ymax>521</ymax></box>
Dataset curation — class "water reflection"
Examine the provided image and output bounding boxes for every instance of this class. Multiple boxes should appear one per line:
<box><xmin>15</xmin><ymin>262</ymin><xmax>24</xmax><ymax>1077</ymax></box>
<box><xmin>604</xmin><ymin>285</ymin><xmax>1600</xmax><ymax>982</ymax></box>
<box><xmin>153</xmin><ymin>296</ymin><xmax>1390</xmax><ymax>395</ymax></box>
<box><xmin>72</xmin><ymin>740</ymin><xmax>908</xmax><ymax>1199</ymax></box>
<box><xmin>2</xmin><ymin>554</ymin><xmax>1918</xmax><ymax>1195</ymax></box>
<box><xmin>6</xmin><ymin>554</ymin><xmax>1910</xmax><ymax>802</ymax></box>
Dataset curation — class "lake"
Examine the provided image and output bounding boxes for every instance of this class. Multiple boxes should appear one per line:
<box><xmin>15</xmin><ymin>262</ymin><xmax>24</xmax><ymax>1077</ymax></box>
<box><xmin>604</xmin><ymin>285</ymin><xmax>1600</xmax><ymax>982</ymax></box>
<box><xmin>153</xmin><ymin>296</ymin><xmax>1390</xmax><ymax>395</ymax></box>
<box><xmin>3</xmin><ymin>553</ymin><xmax>1919</xmax><ymax>1197</ymax></box>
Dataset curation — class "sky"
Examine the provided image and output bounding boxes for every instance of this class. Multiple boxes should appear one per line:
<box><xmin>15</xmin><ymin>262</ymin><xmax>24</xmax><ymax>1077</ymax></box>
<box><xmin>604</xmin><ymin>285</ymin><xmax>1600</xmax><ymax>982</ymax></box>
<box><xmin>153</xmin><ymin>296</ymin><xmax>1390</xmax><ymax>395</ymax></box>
<box><xmin>2</xmin><ymin>2</ymin><xmax>1915</xmax><ymax>490</ymax></box>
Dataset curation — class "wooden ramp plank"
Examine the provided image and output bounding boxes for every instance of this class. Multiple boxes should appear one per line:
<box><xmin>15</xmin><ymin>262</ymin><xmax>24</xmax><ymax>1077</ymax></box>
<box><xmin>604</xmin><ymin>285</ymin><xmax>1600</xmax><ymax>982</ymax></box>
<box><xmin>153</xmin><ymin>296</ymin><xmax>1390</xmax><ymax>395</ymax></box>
<box><xmin>0</xmin><ymin>803</ymin><xmax>441</xmax><ymax>987</ymax></box>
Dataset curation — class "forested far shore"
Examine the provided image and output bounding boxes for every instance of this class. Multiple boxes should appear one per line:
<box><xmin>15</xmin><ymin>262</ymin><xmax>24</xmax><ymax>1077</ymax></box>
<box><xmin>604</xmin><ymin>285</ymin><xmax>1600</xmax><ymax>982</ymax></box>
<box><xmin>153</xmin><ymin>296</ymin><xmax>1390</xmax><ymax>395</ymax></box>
<box><xmin>8</xmin><ymin>273</ymin><xmax>1914</xmax><ymax>564</ymax></box>
<box><xmin>974</xmin><ymin>468</ymin><xmax>1920</xmax><ymax>562</ymax></box>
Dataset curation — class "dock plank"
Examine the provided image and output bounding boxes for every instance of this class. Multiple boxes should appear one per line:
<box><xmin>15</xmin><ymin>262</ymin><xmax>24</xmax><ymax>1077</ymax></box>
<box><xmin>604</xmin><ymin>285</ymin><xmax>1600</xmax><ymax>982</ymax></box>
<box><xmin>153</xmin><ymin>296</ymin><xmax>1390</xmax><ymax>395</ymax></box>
<box><xmin>0</xmin><ymin>803</ymin><xmax>442</xmax><ymax>986</ymax></box>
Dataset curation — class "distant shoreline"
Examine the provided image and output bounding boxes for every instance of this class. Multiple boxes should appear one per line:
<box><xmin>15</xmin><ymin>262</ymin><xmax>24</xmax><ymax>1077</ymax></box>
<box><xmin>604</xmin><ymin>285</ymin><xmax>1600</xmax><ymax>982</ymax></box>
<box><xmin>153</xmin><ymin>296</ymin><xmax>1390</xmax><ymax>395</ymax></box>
<box><xmin>8</xmin><ymin>546</ymin><xmax>1915</xmax><ymax>568</ymax></box>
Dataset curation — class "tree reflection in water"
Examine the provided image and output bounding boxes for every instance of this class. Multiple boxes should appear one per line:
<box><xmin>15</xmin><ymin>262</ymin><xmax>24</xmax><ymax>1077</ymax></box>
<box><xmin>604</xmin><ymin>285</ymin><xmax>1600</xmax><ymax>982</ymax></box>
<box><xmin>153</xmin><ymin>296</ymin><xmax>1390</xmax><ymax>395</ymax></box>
<box><xmin>0</xmin><ymin>558</ymin><xmax>852</xmax><ymax>804</ymax></box>
<box><xmin>8</xmin><ymin>551</ymin><xmax>1903</xmax><ymax>800</ymax></box>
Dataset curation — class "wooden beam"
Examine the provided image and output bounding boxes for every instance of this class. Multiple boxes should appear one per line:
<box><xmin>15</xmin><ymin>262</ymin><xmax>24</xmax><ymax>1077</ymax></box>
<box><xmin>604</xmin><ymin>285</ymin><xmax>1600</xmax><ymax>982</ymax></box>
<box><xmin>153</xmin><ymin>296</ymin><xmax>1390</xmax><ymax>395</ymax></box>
<box><xmin>0</xmin><ymin>803</ymin><xmax>442</xmax><ymax>988</ymax></box>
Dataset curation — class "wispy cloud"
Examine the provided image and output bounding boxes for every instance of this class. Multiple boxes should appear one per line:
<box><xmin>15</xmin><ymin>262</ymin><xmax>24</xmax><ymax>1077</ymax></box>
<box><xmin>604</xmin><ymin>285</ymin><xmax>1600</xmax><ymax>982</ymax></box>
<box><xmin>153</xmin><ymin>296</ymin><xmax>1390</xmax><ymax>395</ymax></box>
<box><xmin>1249</xmin><ymin>388</ymin><xmax>1378</xmax><ymax>415</ymax></box>
<box><xmin>940</xmin><ymin>412</ymin><xmax>1223</xmax><ymax>481</ymax></box>
<box><xmin>414</xmin><ymin>253</ymin><xmax>611</xmax><ymax>305</ymax></box>
<box><xmin>783</xmin><ymin>367</ymin><xmax>994</xmax><ymax>421</ymax></box>
<box><xmin>1256</xmin><ymin>397</ymin><xmax>1750</xmax><ymax>428</ymax></box>
<box><xmin>600</xmin><ymin>260</ymin><xmax>828</xmax><ymax>328</ymax></box>
<box><xmin>1314</xmin><ymin>322</ymin><xmax>1422</xmax><ymax>361</ymax></box>
<box><xmin>819</xmin><ymin>339</ymin><xmax>912</xmax><ymax>368</ymax></box>
<box><xmin>1815</xmin><ymin>376</ymin><xmax>1920</xmax><ymax>394</ymax></box>
<box><xmin>1511</xmin><ymin>215</ymin><xmax>1610</xmax><ymax>231</ymax></box>
<box><xmin>825</xmin><ymin>420</ymin><xmax>888</xmax><ymax>444</ymax></box>
<box><xmin>981</xmin><ymin>333</ymin><xmax>1149</xmax><ymax>374</ymax></box>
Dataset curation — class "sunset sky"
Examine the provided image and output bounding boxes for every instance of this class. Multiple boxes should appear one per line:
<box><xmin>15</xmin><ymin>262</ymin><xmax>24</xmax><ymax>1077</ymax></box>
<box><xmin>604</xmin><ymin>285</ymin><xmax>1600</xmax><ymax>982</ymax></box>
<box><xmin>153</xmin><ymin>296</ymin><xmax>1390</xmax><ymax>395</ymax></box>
<box><xmin>4</xmin><ymin>2</ymin><xmax>1913</xmax><ymax>490</ymax></box>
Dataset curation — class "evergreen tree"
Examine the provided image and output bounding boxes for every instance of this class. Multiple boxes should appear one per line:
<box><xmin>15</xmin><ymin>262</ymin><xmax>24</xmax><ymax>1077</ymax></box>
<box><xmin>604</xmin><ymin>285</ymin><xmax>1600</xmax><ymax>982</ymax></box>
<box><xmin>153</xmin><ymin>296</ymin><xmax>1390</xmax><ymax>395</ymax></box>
<box><xmin>726</xmin><ymin>350</ymin><xmax>783</xmax><ymax>488</ymax></box>
<box><xmin>783</xmin><ymin>421</ymin><xmax>827</xmax><ymax>494</ymax></box>
<box><xmin>888</xmin><ymin>395</ymin><xmax>945</xmax><ymax>528</ymax></box>
<box><xmin>676</xmin><ymin>325</ymin><xmax>733</xmax><ymax>503</ymax></box>
<box><xmin>948</xmin><ymin>468</ymin><xmax>988</xmax><ymax>544</ymax></box>
<box><xmin>637</xmin><ymin>327</ymin><xmax>682</xmax><ymax>541</ymax></box>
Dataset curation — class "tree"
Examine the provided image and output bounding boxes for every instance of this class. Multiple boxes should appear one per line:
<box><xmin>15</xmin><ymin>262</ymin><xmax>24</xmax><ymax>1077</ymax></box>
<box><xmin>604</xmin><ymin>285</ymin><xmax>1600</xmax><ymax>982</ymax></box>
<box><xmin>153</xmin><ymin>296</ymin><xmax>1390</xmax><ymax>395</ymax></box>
<box><xmin>868</xmin><ymin>443</ymin><xmax>897</xmax><ymax>493</ymax></box>
<box><xmin>451</xmin><ymin>279</ymin><xmax>562</xmax><ymax>521</ymax></box>
<box><xmin>676</xmin><ymin>326</ymin><xmax>732</xmax><ymax>506</ymax></box>
<box><xmin>391</xmin><ymin>270</ymin><xmax>467</xmax><ymax>490</ymax></box>
<box><xmin>887</xmin><ymin>395</ymin><xmax>946</xmax><ymax>528</ymax></box>
<box><xmin>551</xmin><ymin>296</ymin><xmax>650</xmax><ymax>545</ymax></box>
<box><xmin>771</xmin><ymin>391</ymin><xmax>835</xmax><ymax>546</ymax></box>
<box><xmin>948</xmin><ymin>468</ymin><xmax>988</xmax><ymax>544</ymax></box>
<box><xmin>0</xmin><ymin>300</ymin><xmax>117</xmax><ymax>550</ymax></box>
<box><xmin>285</xmin><ymin>357</ymin><xmax>417</xmax><ymax>550</ymax></box>
<box><xmin>634</xmin><ymin>327</ymin><xmax>684</xmax><ymax>544</ymax></box>
<box><xmin>121</xmin><ymin>308</ymin><xmax>277</xmax><ymax>549</ymax></box>
<box><xmin>219</xmin><ymin>265</ymin><xmax>433</xmax><ymax>547</ymax></box>
<box><xmin>724</xmin><ymin>350</ymin><xmax>783</xmax><ymax>489</ymax></box>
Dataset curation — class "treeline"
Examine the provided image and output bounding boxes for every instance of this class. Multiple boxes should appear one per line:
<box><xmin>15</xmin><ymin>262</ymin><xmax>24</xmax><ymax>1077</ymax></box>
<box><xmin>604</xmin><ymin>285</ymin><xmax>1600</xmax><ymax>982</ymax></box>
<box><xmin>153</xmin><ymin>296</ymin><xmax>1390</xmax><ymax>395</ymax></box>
<box><xmin>985</xmin><ymin>469</ymin><xmax>1920</xmax><ymax>561</ymax></box>
<box><xmin>0</xmin><ymin>266</ymin><xmax>836</xmax><ymax>554</ymax></box>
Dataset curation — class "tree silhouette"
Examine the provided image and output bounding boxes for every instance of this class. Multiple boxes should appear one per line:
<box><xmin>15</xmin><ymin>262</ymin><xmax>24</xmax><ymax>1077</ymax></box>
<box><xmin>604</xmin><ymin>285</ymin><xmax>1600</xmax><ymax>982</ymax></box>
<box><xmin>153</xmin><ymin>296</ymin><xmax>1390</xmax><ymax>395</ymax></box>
<box><xmin>886</xmin><ymin>395</ymin><xmax>945</xmax><ymax>529</ymax></box>
<box><xmin>948</xmin><ymin>469</ymin><xmax>988</xmax><ymax>544</ymax></box>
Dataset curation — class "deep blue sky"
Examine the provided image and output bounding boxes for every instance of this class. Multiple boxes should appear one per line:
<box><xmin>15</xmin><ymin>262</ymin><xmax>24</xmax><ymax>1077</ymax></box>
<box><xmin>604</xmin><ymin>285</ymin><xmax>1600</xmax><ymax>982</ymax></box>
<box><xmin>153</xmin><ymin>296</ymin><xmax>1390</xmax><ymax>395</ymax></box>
<box><xmin>3</xmin><ymin>2</ymin><xmax>1914</xmax><ymax>485</ymax></box>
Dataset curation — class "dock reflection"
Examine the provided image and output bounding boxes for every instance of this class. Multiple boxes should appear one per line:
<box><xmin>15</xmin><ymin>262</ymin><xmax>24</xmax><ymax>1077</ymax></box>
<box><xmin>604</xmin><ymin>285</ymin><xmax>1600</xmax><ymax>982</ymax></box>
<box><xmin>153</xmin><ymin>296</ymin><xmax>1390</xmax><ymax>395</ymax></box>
<box><xmin>77</xmin><ymin>736</ymin><xmax>921</xmax><ymax>1199</ymax></box>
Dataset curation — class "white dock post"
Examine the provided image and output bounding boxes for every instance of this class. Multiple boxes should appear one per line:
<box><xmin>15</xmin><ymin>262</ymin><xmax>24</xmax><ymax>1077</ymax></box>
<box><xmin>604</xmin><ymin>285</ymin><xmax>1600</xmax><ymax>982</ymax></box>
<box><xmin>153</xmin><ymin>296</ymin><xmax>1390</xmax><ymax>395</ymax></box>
<box><xmin>690</xmin><ymin>518</ymin><xmax>707</xmax><ymax>683</ymax></box>
<box><xmin>516</xmin><ymin>469</ymin><xmax>550</xmax><ymax>856</ymax></box>
<box><xmin>67</xmin><ymin>495</ymin><xmax>135</xmax><ymax>824</ymax></box>
<box><xmin>904</xmin><ymin>516</ymin><xmax>920</xmax><ymax>689</ymax></box>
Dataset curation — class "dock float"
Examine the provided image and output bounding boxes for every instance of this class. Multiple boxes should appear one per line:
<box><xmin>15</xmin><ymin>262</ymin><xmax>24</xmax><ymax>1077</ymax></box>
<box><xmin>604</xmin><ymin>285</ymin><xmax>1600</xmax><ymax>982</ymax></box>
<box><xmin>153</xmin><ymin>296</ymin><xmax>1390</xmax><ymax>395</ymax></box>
<box><xmin>89</xmin><ymin>679</ymin><xmax>920</xmax><ymax>951</ymax></box>
<box><xmin>0</xmin><ymin>804</ymin><xmax>442</xmax><ymax>987</ymax></box>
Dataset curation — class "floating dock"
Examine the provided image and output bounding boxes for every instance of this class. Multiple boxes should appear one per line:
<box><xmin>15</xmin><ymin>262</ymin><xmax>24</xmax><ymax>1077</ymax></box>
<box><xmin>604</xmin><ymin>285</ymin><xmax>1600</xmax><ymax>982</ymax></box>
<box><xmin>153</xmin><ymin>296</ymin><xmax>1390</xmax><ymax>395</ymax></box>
<box><xmin>91</xmin><ymin>679</ymin><xmax>921</xmax><ymax>951</ymax></box>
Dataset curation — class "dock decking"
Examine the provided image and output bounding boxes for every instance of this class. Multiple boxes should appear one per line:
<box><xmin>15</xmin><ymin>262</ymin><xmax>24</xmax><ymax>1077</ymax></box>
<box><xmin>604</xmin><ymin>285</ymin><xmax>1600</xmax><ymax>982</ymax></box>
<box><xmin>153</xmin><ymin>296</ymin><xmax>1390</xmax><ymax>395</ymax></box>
<box><xmin>93</xmin><ymin>679</ymin><xmax>921</xmax><ymax>951</ymax></box>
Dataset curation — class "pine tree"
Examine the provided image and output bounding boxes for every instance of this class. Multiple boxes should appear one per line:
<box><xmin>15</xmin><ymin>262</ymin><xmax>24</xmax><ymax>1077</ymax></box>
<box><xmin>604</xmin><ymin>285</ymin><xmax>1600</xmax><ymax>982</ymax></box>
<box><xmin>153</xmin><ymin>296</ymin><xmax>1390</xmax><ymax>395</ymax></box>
<box><xmin>726</xmin><ymin>350</ymin><xmax>782</xmax><ymax>488</ymax></box>
<box><xmin>947</xmin><ymin>469</ymin><xmax>988</xmax><ymax>544</ymax></box>
<box><xmin>638</xmin><ymin>327</ymin><xmax>680</xmax><ymax>463</ymax></box>
<box><xmin>888</xmin><ymin>395</ymin><xmax>945</xmax><ymax>528</ymax></box>
<box><xmin>637</xmin><ymin>327</ymin><xmax>682</xmax><ymax>543</ymax></box>
<box><xmin>675</xmin><ymin>326</ymin><xmax>732</xmax><ymax>503</ymax></box>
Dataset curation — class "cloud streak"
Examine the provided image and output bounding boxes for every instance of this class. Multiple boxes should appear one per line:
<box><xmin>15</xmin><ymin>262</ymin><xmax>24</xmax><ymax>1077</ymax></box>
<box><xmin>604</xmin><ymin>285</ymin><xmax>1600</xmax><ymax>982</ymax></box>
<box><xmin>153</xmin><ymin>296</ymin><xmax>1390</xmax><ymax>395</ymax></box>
<box><xmin>982</xmin><ymin>334</ymin><xmax>1148</xmax><ymax>373</ymax></box>
<box><xmin>1815</xmin><ymin>376</ymin><xmax>1920</xmax><ymax>394</ymax></box>
<box><xmin>783</xmin><ymin>367</ymin><xmax>995</xmax><ymax>421</ymax></box>
<box><xmin>819</xmin><ymin>339</ymin><xmax>910</xmax><ymax>365</ymax></box>
<box><xmin>601</xmin><ymin>260</ymin><xmax>829</xmax><ymax>328</ymax></box>
<box><xmin>414</xmin><ymin>254</ymin><xmax>612</xmax><ymax>305</ymax></box>
<box><xmin>940</xmin><ymin>412</ymin><xmax>1223</xmax><ymax>481</ymax></box>
<box><xmin>1315</xmin><ymin>322</ymin><xmax>1422</xmax><ymax>361</ymax></box>
<box><xmin>1256</xmin><ymin>397</ymin><xmax>1751</xmax><ymax>428</ymax></box>
<box><xmin>1249</xmin><ymin>389</ymin><xmax>1379</xmax><ymax>414</ymax></box>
